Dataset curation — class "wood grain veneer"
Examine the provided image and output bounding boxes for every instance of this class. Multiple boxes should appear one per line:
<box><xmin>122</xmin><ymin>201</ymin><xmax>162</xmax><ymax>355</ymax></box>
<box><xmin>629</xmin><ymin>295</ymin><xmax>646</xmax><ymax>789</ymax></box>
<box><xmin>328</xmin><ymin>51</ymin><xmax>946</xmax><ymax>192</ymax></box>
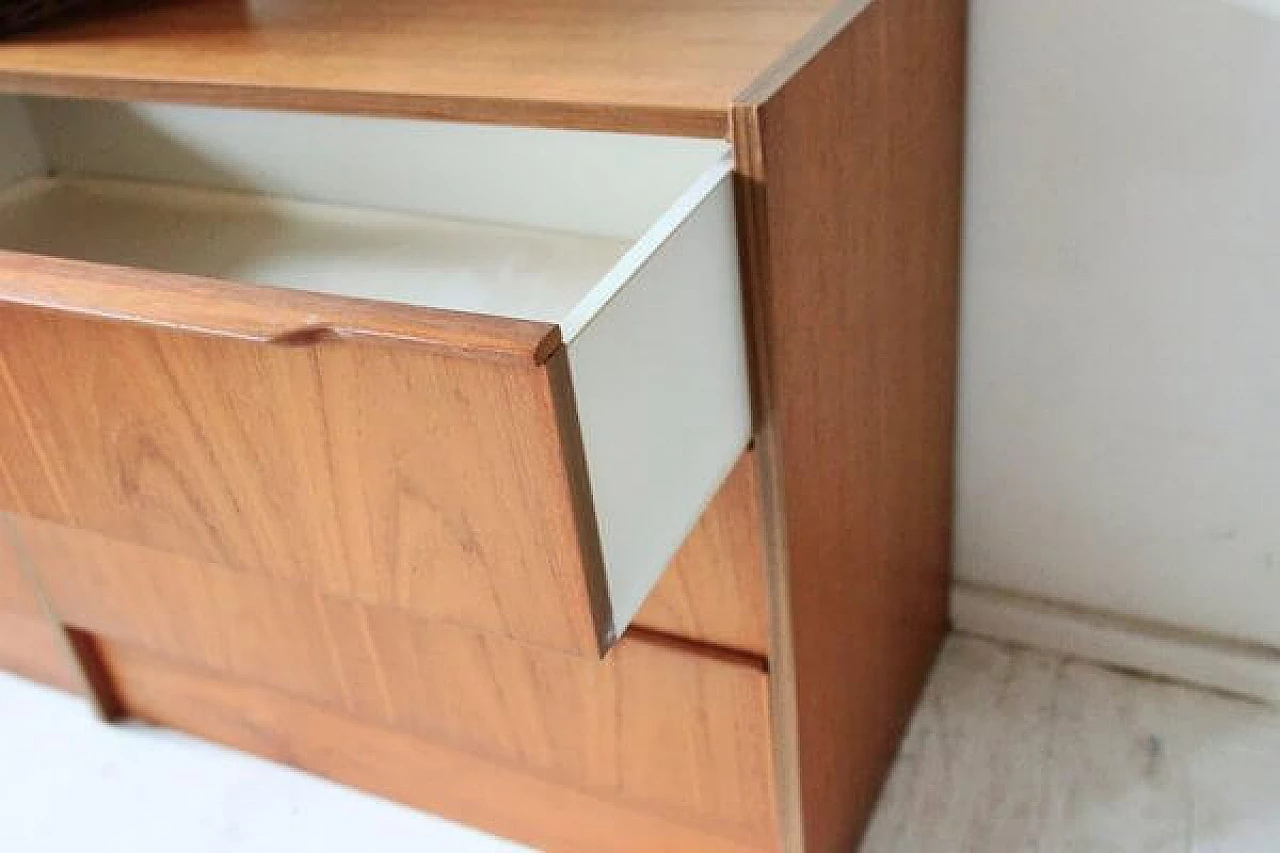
<box><xmin>0</xmin><ymin>298</ymin><xmax>610</xmax><ymax>656</ymax></box>
<box><xmin>95</xmin><ymin>636</ymin><xmax>774</xmax><ymax>853</ymax></box>
<box><xmin>0</xmin><ymin>0</ymin><xmax>834</xmax><ymax>137</ymax></box>
<box><xmin>732</xmin><ymin>0</ymin><xmax>967</xmax><ymax>849</ymax></box>
<box><xmin>8</xmin><ymin>513</ymin><xmax>774</xmax><ymax>843</ymax></box>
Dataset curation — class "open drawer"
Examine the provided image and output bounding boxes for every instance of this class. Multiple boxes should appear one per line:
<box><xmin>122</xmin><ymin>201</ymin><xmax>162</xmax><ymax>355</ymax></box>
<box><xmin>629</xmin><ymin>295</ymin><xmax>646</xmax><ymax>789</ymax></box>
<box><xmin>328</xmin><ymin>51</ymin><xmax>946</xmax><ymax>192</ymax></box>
<box><xmin>0</xmin><ymin>97</ymin><xmax>751</xmax><ymax>656</ymax></box>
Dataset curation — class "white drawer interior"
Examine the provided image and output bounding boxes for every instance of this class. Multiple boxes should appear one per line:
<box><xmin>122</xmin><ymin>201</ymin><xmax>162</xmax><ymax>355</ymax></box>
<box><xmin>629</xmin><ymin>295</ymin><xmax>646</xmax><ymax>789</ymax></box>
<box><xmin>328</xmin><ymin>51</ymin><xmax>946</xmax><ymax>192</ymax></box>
<box><xmin>0</xmin><ymin>96</ymin><xmax>752</xmax><ymax>639</ymax></box>
<box><xmin>0</xmin><ymin>97</ymin><xmax>726</xmax><ymax>328</ymax></box>
<box><xmin>0</xmin><ymin>176</ymin><xmax>630</xmax><ymax>325</ymax></box>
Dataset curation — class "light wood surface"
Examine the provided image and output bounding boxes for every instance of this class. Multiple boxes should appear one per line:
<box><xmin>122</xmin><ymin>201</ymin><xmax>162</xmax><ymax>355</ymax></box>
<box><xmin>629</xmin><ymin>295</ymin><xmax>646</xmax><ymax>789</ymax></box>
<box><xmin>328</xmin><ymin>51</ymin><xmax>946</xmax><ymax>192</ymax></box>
<box><xmin>9</xmin><ymin>513</ymin><xmax>774</xmax><ymax>842</ymax></box>
<box><xmin>0</xmin><ymin>303</ymin><xmax>609</xmax><ymax>655</ymax></box>
<box><xmin>635</xmin><ymin>451</ymin><xmax>769</xmax><ymax>657</ymax></box>
<box><xmin>91</xmin><ymin>638</ymin><xmax>774</xmax><ymax>853</ymax></box>
<box><xmin>0</xmin><ymin>0</ymin><xmax>834</xmax><ymax>137</ymax></box>
<box><xmin>732</xmin><ymin>0</ymin><xmax>967</xmax><ymax>849</ymax></box>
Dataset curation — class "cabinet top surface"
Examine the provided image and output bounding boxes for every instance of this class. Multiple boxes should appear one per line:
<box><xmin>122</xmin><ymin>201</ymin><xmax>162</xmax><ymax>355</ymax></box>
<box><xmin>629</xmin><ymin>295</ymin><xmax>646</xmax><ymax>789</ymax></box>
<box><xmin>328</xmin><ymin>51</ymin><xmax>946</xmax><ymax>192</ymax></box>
<box><xmin>0</xmin><ymin>0</ymin><xmax>840</xmax><ymax>136</ymax></box>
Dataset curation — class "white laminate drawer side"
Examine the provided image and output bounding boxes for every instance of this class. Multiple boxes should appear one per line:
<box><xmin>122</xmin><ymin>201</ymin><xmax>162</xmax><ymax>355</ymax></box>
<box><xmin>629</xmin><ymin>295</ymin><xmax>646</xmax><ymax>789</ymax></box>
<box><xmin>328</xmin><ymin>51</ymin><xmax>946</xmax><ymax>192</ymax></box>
<box><xmin>564</xmin><ymin>161</ymin><xmax>751</xmax><ymax>637</ymax></box>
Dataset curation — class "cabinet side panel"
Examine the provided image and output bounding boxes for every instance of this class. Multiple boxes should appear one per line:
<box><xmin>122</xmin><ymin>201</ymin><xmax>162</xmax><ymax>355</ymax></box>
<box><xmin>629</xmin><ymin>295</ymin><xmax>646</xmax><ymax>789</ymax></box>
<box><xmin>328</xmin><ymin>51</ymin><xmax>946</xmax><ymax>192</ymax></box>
<box><xmin>733</xmin><ymin>0</ymin><xmax>967</xmax><ymax>849</ymax></box>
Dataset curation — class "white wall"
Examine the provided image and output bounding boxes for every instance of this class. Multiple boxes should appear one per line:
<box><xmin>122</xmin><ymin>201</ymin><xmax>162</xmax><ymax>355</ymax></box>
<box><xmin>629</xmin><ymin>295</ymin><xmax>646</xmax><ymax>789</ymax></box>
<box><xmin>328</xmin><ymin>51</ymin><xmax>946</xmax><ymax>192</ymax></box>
<box><xmin>957</xmin><ymin>0</ymin><xmax>1280</xmax><ymax>649</ymax></box>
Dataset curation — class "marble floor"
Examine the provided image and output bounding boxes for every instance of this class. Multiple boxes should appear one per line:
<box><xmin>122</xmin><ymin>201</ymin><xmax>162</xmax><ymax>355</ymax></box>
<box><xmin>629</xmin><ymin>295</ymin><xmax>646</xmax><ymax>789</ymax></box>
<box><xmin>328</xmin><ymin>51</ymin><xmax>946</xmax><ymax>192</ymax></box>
<box><xmin>2</xmin><ymin>635</ymin><xmax>1278</xmax><ymax>852</ymax></box>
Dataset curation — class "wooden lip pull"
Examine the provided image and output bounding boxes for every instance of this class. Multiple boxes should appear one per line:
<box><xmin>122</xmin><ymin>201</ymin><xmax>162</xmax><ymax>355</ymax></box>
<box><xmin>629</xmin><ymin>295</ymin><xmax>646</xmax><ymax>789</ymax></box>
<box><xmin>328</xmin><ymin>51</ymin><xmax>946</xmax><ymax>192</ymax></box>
<box><xmin>264</xmin><ymin>323</ymin><xmax>346</xmax><ymax>347</ymax></box>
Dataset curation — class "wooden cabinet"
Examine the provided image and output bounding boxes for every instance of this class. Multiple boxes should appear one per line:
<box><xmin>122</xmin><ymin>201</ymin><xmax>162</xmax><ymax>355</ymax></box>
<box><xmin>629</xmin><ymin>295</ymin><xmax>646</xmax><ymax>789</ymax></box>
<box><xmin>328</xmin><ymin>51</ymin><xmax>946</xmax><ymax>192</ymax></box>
<box><xmin>0</xmin><ymin>0</ymin><xmax>965</xmax><ymax>850</ymax></box>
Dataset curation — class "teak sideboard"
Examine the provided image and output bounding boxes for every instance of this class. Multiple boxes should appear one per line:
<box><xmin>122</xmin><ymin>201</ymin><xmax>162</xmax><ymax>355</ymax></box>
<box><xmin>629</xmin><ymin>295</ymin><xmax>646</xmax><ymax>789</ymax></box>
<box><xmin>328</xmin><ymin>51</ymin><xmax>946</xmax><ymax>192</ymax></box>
<box><xmin>0</xmin><ymin>1</ymin><xmax>965</xmax><ymax>850</ymax></box>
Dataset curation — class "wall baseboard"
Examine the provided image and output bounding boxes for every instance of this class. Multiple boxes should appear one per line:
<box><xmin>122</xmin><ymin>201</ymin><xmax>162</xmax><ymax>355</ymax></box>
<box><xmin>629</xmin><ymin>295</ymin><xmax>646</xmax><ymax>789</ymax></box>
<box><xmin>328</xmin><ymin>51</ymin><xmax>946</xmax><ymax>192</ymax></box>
<box><xmin>952</xmin><ymin>581</ymin><xmax>1280</xmax><ymax>706</ymax></box>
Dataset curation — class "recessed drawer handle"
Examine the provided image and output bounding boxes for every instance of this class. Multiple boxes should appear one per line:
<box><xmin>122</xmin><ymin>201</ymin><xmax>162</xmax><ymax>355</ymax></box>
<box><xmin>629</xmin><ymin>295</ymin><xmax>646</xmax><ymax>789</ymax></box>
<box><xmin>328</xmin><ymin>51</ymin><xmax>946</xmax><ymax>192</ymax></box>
<box><xmin>263</xmin><ymin>324</ymin><xmax>345</xmax><ymax>347</ymax></box>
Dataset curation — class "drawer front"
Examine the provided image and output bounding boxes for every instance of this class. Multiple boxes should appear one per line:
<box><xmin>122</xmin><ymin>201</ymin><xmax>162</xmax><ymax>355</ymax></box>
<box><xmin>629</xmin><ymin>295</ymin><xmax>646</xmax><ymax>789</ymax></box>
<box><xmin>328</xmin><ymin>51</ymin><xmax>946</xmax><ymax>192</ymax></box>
<box><xmin>15</xmin><ymin>515</ymin><xmax>776</xmax><ymax>842</ymax></box>
<box><xmin>96</xmin><ymin>639</ymin><xmax>775</xmax><ymax>853</ymax></box>
<box><xmin>0</xmin><ymin>289</ymin><xmax>606</xmax><ymax>655</ymax></box>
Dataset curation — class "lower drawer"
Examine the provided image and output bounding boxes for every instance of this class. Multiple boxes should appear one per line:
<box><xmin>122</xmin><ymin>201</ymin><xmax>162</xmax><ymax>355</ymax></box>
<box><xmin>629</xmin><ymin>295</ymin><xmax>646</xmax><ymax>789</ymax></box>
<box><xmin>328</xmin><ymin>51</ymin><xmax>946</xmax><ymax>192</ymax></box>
<box><xmin>95</xmin><ymin>638</ymin><xmax>773</xmax><ymax>853</ymax></box>
<box><xmin>13</xmin><ymin>515</ymin><xmax>776</xmax><ymax>844</ymax></box>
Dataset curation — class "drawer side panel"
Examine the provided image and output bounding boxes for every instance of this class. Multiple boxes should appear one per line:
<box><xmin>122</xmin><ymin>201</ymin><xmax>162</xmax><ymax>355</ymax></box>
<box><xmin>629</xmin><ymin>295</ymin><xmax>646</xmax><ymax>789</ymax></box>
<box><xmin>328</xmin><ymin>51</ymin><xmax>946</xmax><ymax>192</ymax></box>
<box><xmin>567</xmin><ymin>171</ymin><xmax>752</xmax><ymax>635</ymax></box>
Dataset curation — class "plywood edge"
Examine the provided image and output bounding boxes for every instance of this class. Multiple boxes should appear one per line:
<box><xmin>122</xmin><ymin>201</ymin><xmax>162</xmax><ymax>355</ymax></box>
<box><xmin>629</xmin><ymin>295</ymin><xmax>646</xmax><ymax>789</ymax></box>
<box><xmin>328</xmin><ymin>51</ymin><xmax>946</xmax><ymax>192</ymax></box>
<box><xmin>728</xmin><ymin>101</ymin><xmax>806</xmax><ymax>853</ymax></box>
<box><xmin>543</xmin><ymin>347</ymin><xmax>617</xmax><ymax>656</ymax></box>
<box><xmin>0</xmin><ymin>74</ymin><xmax>731</xmax><ymax>139</ymax></box>
<box><xmin>0</xmin><ymin>249</ymin><xmax>560</xmax><ymax>364</ymax></box>
<box><xmin>734</xmin><ymin>0</ymin><xmax>876</xmax><ymax>108</ymax></box>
